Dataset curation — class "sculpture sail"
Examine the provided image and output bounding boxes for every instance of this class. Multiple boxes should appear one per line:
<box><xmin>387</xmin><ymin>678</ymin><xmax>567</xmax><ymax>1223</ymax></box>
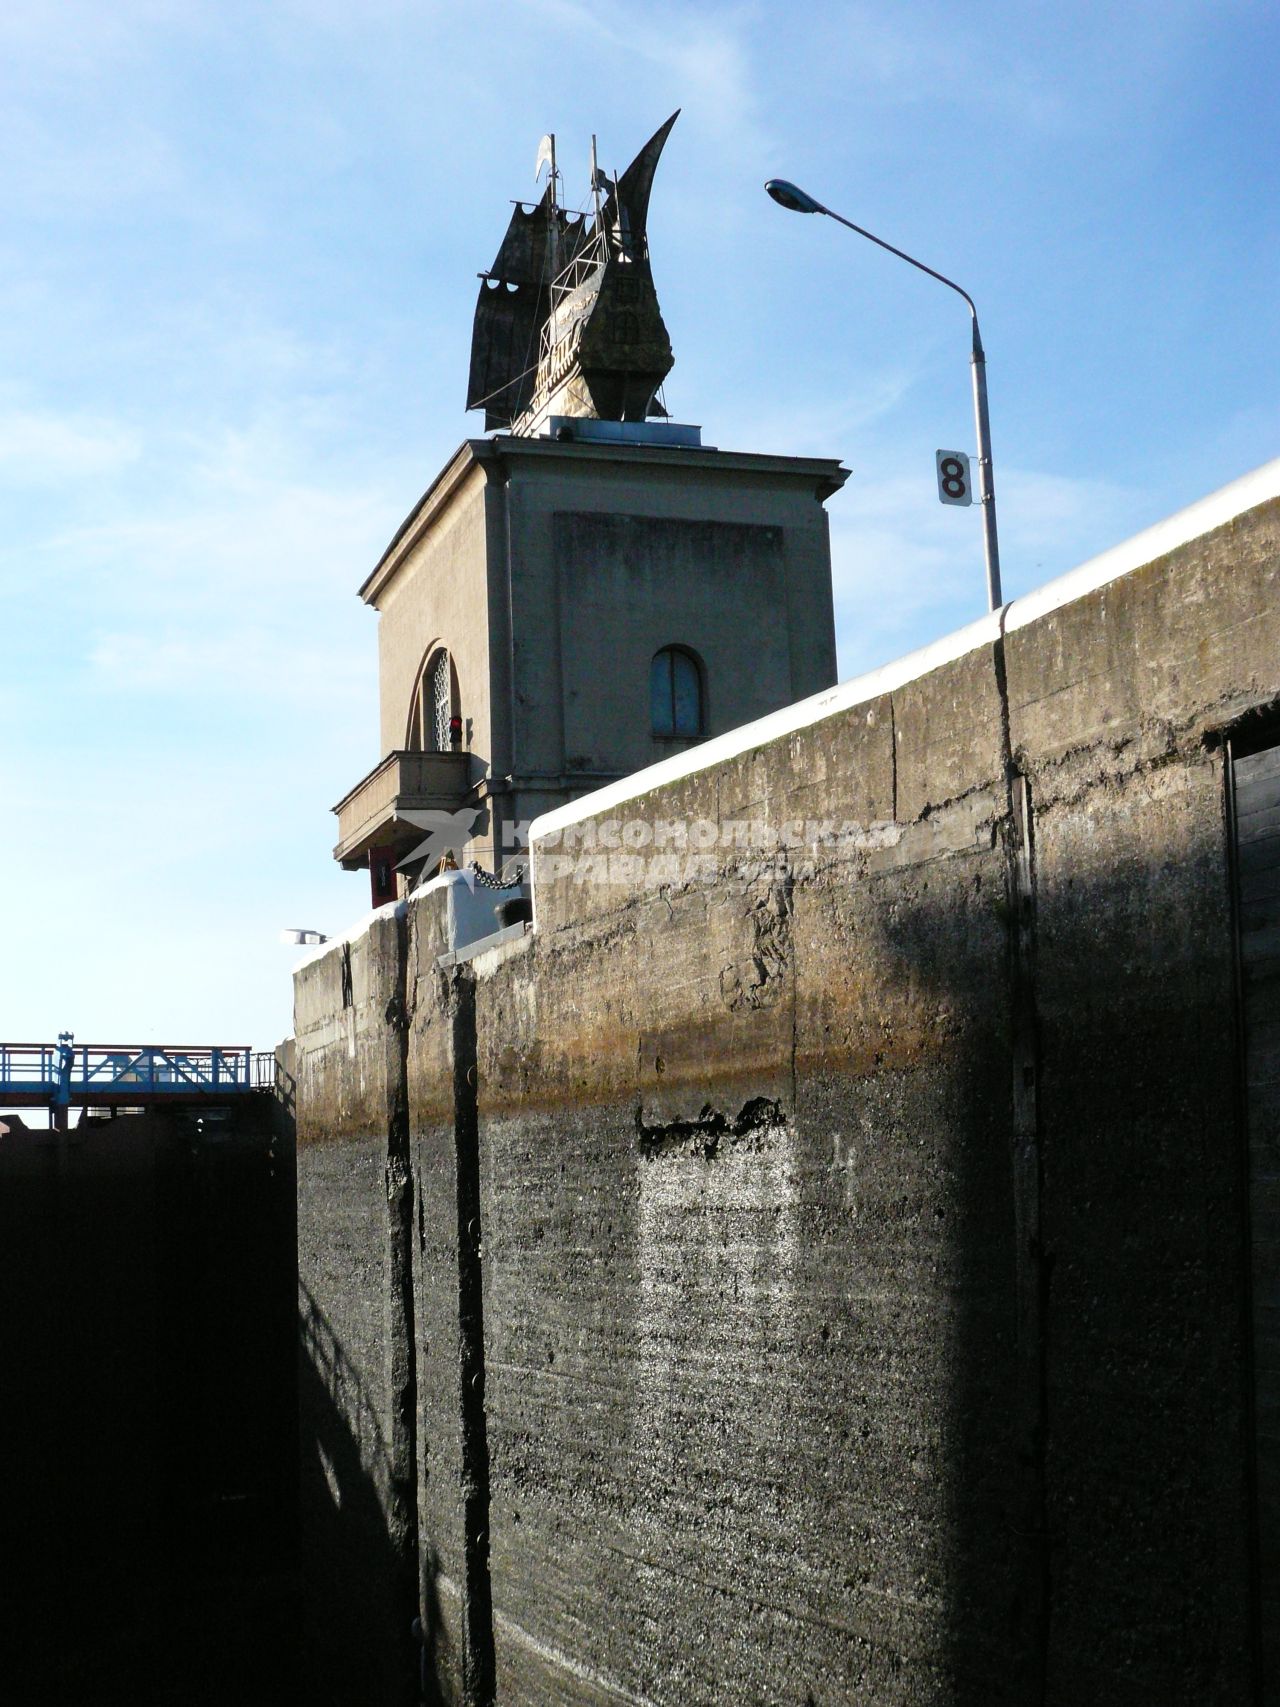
<box><xmin>466</xmin><ymin>112</ymin><xmax>679</xmax><ymax>434</ymax></box>
<box><xmin>465</xmin><ymin>187</ymin><xmax>590</xmax><ymax>431</ymax></box>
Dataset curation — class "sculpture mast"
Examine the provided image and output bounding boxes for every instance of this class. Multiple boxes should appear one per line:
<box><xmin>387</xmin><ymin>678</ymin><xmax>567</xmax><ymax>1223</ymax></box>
<box><xmin>535</xmin><ymin>132</ymin><xmax>558</xmax><ymax>282</ymax></box>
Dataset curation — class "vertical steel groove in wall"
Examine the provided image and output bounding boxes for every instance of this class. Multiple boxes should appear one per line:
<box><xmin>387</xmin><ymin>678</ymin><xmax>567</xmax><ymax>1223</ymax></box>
<box><xmin>1233</xmin><ymin>735</ymin><xmax>1280</xmax><ymax>1700</ymax></box>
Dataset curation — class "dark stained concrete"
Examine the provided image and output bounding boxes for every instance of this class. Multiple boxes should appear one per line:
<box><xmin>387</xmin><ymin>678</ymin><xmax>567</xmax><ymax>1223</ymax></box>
<box><xmin>294</xmin><ymin>493</ymin><xmax>1280</xmax><ymax>1703</ymax></box>
<box><xmin>0</xmin><ymin>1095</ymin><xmax>298</xmax><ymax>1705</ymax></box>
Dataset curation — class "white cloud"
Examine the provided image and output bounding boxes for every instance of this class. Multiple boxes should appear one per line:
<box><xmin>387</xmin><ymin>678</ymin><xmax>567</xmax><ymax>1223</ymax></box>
<box><xmin>39</xmin><ymin>426</ymin><xmax>406</xmax><ymax>616</ymax></box>
<box><xmin>0</xmin><ymin>407</ymin><xmax>141</xmax><ymax>483</ymax></box>
<box><xmin>724</xmin><ymin>364</ymin><xmax>930</xmax><ymax>460</ymax></box>
<box><xmin>513</xmin><ymin>0</ymin><xmax>764</xmax><ymax>151</ymax></box>
<box><xmin>829</xmin><ymin>458</ymin><xmax>1143</xmax><ymax>680</ymax></box>
<box><xmin>767</xmin><ymin>0</ymin><xmax>1222</xmax><ymax>142</ymax></box>
<box><xmin>0</xmin><ymin>0</ymin><xmax>194</xmax><ymax>68</ymax></box>
<box><xmin>997</xmin><ymin>465</ymin><xmax>1140</xmax><ymax>580</ymax></box>
<box><xmin>0</xmin><ymin>108</ymin><xmax>184</xmax><ymax>211</ymax></box>
<box><xmin>87</xmin><ymin>627</ymin><xmax>372</xmax><ymax>709</ymax></box>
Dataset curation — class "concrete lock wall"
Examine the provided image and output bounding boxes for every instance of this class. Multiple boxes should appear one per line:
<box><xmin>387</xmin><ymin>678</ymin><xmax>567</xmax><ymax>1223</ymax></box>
<box><xmin>294</xmin><ymin>476</ymin><xmax>1280</xmax><ymax>1704</ymax></box>
<box><xmin>294</xmin><ymin>904</ymin><xmax>422</xmax><ymax>1705</ymax></box>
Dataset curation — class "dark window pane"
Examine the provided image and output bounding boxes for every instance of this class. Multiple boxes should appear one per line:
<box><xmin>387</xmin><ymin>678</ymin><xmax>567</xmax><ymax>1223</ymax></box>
<box><xmin>672</xmin><ymin>651</ymin><xmax>700</xmax><ymax>735</ymax></box>
<box><xmin>651</xmin><ymin>650</ymin><xmax>674</xmax><ymax>736</ymax></box>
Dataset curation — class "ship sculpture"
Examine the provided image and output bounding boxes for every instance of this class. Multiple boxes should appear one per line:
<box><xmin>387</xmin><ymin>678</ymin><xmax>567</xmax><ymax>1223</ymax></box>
<box><xmin>466</xmin><ymin>112</ymin><xmax>679</xmax><ymax>435</ymax></box>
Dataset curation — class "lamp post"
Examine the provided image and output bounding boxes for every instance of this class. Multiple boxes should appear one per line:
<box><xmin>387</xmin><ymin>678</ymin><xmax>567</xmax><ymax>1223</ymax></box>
<box><xmin>765</xmin><ymin>179</ymin><xmax>1003</xmax><ymax>612</ymax></box>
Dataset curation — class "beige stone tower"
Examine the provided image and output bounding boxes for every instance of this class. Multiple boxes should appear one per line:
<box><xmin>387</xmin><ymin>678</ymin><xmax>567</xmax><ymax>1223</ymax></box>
<box><xmin>331</xmin><ymin>421</ymin><xmax>848</xmax><ymax>899</ymax></box>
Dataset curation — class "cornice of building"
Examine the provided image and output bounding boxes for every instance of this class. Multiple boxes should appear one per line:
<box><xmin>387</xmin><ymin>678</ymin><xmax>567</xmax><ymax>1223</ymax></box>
<box><xmin>359</xmin><ymin>432</ymin><xmax>852</xmax><ymax>606</ymax></box>
<box><xmin>476</xmin><ymin>432</ymin><xmax>850</xmax><ymax>498</ymax></box>
<box><xmin>359</xmin><ymin>440</ymin><xmax>492</xmax><ymax>607</ymax></box>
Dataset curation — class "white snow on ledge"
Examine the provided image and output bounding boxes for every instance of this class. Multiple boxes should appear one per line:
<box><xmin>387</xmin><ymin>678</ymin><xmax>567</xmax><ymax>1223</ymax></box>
<box><xmin>530</xmin><ymin>455</ymin><xmax>1280</xmax><ymax>845</ymax></box>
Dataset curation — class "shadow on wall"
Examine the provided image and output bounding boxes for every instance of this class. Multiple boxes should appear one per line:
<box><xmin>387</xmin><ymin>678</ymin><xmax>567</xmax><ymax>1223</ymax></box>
<box><xmin>835</xmin><ymin>808</ymin><xmax>1245</xmax><ymax>1702</ymax></box>
<box><xmin>0</xmin><ymin>1102</ymin><xmax>300</xmax><ymax>1706</ymax></box>
<box><xmin>480</xmin><ymin>755</ymin><xmax>1258</xmax><ymax>1703</ymax></box>
<box><xmin>788</xmin><ymin>774</ymin><xmax>1250</xmax><ymax>1698</ymax></box>
<box><xmin>298</xmin><ymin>1280</ymin><xmax>454</xmax><ymax>1706</ymax></box>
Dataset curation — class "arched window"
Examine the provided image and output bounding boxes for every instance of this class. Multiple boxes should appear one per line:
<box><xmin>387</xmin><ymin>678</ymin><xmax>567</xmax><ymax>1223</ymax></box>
<box><xmin>428</xmin><ymin>650</ymin><xmax>451</xmax><ymax>750</ymax></box>
<box><xmin>407</xmin><ymin>647</ymin><xmax>459</xmax><ymax>752</ymax></box>
<box><xmin>650</xmin><ymin>646</ymin><xmax>703</xmax><ymax>739</ymax></box>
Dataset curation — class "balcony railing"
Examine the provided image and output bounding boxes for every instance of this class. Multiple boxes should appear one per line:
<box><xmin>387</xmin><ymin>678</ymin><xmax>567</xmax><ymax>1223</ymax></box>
<box><xmin>332</xmin><ymin>749</ymin><xmax>473</xmax><ymax>867</ymax></box>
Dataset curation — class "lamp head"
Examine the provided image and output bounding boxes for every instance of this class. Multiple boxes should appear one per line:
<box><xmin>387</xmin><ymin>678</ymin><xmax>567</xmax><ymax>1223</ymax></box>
<box><xmin>765</xmin><ymin>178</ymin><xmax>824</xmax><ymax>215</ymax></box>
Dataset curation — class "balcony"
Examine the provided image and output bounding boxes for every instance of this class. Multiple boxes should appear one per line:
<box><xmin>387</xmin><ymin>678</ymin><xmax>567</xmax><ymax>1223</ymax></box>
<box><xmin>332</xmin><ymin>749</ymin><xmax>474</xmax><ymax>868</ymax></box>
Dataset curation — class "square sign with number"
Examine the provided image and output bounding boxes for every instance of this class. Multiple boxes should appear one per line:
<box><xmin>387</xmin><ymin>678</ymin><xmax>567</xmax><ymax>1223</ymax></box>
<box><xmin>936</xmin><ymin>450</ymin><xmax>973</xmax><ymax>506</ymax></box>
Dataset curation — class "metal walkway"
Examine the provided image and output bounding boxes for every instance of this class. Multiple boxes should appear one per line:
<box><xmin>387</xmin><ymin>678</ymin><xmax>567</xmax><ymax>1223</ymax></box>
<box><xmin>0</xmin><ymin>1033</ymin><xmax>276</xmax><ymax>1121</ymax></box>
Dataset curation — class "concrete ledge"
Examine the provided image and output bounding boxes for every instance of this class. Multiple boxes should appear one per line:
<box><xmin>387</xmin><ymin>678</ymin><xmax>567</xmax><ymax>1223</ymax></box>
<box><xmin>436</xmin><ymin>920</ymin><xmax>530</xmax><ymax>969</ymax></box>
<box><xmin>527</xmin><ymin>456</ymin><xmax>1280</xmax><ymax>849</ymax></box>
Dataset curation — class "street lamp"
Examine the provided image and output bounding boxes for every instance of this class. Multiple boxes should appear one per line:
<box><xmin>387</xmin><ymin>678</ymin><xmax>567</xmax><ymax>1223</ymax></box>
<box><xmin>765</xmin><ymin>179</ymin><xmax>1003</xmax><ymax>612</ymax></box>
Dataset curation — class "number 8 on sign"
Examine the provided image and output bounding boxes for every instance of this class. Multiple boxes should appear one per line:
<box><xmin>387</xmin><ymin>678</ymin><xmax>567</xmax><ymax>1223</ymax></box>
<box><xmin>936</xmin><ymin>450</ymin><xmax>972</xmax><ymax>507</ymax></box>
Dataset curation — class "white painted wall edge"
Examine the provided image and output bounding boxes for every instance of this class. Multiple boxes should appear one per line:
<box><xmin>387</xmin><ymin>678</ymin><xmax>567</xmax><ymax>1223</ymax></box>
<box><xmin>530</xmin><ymin>455</ymin><xmax>1280</xmax><ymax>844</ymax></box>
<box><xmin>289</xmin><ymin>868</ymin><xmax>491</xmax><ymax>973</ymax></box>
<box><xmin>1004</xmin><ymin>454</ymin><xmax>1280</xmax><ymax>631</ymax></box>
<box><xmin>529</xmin><ymin>608</ymin><xmax>1002</xmax><ymax>840</ymax></box>
<box><xmin>289</xmin><ymin>896</ymin><xmax>407</xmax><ymax>974</ymax></box>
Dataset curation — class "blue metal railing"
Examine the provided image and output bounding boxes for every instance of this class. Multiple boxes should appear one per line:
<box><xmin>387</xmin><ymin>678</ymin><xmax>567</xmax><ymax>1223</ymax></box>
<box><xmin>0</xmin><ymin>1038</ymin><xmax>276</xmax><ymax>1106</ymax></box>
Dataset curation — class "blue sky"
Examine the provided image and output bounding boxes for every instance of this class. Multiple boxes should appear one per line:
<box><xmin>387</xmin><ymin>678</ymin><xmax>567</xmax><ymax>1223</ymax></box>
<box><xmin>2</xmin><ymin>0</ymin><xmax>1277</xmax><ymax>1051</ymax></box>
